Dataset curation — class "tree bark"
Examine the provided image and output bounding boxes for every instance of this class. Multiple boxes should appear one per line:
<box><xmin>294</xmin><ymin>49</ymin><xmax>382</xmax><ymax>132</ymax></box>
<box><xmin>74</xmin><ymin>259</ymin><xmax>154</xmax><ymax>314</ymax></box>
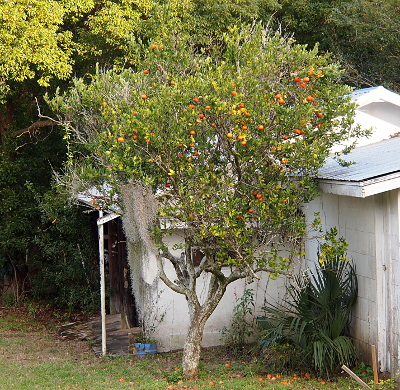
<box><xmin>182</xmin><ymin>309</ymin><xmax>208</xmax><ymax>379</ymax></box>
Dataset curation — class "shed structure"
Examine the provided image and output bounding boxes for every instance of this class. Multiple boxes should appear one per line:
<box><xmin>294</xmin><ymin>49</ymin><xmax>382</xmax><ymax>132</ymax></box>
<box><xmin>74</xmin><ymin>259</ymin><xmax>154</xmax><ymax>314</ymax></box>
<box><xmin>303</xmin><ymin>86</ymin><xmax>400</xmax><ymax>374</ymax></box>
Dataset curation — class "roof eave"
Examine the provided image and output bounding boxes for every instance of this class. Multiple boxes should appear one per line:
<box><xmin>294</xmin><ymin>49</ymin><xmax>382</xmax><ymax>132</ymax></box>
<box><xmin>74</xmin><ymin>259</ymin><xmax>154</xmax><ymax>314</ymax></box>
<box><xmin>317</xmin><ymin>172</ymin><xmax>400</xmax><ymax>198</ymax></box>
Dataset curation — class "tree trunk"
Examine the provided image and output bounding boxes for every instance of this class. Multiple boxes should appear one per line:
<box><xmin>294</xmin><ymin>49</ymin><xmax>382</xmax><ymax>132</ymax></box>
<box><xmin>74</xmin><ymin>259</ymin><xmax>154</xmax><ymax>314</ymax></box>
<box><xmin>182</xmin><ymin>310</ymin><xmax>208</xmax><ymax>379</ymax></box>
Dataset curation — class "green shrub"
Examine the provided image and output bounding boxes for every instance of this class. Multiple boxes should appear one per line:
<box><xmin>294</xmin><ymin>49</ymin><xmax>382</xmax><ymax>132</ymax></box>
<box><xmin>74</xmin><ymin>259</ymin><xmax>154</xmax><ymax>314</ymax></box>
<box><xmin>221</xmin><ymin>288</ymin><xmax>256</xmax><ymax>356</ymax></box>
<box><xmin>258</xmin><ymin>228</ymin><xmax>357</xmax><ymax>376</ymax></box>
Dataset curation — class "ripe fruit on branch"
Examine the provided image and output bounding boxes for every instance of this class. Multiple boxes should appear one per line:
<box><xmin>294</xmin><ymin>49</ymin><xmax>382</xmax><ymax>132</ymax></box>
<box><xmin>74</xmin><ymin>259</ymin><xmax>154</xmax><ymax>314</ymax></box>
<box><xmin>141</xmin><ymin>94</ymin><xmax>148</xmax><ymax>100</ymax></box>
<box><xmin>193</xmin><ymin>97</ymin><xmax>200</xmax><ymax>103</ymax></box>
<box><xmin>188</xmin><ymin>104</ymin><xmax>195</xmax><ymax>109</ymax></box>
<box><xmin>189</xmin><ymin>130</ymin><xmax>196</xmax><ymax>135</ymax></box>
<box><xmin>278</xmin><ymin>99</ymin><xmax>285</xmax><ymax>104</ymax></box>
<box><xmin>231</xmin><ymin>91</ymin><xmax>238</xmax><ymax>96</ymax></box>
<box><xmin>143</xmin><ymin>70</ymin><xmax>149</xmax><ymax>74</ymax></box>
<box><xmin>117</xmin><ymin>137</ymin><xmax>124</xmax><ymax>142</ymax></box>
<box><xmin>227</xmin><ymin>133</ymin><xmax>233</xmax><ymax>138</ymax></box>
<box><xmin>258</xmin><ymin>124</ymin><xmax>264</xmax><ymax>130</ymax></box>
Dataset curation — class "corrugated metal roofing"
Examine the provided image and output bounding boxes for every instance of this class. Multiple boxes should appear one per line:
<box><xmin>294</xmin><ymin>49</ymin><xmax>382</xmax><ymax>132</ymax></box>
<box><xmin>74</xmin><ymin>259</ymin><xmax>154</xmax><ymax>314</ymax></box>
<box><xmin>317</xmin><ymin>136</ymin><xmax>400</xmax><ymax>182</ymax></box>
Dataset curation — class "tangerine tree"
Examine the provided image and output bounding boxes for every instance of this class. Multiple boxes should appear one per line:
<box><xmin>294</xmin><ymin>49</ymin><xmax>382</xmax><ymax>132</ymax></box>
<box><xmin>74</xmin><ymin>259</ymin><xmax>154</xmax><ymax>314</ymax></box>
<box><xmin>50</xmin><ymin>24</ymin><xmax>362</xmax><ymax>378</ymax></box>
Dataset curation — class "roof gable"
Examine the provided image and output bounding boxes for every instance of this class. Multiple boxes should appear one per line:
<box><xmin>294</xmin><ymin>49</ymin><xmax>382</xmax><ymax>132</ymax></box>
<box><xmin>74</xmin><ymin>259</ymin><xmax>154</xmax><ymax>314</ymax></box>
<box><xmin>351</xmin><ymin>86</ymin><xmax>400</xmax><ymax>147</ymax></box>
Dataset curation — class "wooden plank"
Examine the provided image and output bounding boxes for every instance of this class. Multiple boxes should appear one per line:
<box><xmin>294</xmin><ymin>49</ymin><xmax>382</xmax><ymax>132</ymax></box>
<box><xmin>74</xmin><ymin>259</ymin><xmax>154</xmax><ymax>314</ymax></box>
<box><xmin>341</xmin><ymin>365</ymin><xmax>372</xmax><ymax>390</ymax></box>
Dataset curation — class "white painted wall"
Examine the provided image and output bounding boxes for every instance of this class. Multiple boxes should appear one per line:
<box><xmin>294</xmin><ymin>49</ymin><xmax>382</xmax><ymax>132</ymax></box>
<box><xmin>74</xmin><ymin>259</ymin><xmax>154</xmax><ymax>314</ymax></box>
<box><xmin>303</xmin><ymin>189</ymin><xmax>400</xmax><ymax>374</ymax></box>
<box><xmin>139</xmin><ymin>231</ymin><xmax>291</xmax><ymax>353</ymax></box>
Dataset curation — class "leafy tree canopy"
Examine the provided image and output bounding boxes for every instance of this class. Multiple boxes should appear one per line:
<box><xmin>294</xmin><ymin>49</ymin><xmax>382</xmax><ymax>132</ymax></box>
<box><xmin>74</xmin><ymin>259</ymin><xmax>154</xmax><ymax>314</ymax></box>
<box><xmin>0</xmin><ymin>0</ymin><xmax>95</xmax><ymax>101</ymax></box>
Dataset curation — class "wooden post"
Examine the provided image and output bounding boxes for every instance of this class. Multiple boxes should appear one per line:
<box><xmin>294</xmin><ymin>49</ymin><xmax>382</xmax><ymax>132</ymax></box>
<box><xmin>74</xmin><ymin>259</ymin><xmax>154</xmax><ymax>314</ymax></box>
<box><xmin>97</xmin><ymin>211</ymin><xmax>120</xmax><ymax>356</ymax></box>
<box><xmin>371</xmin><ymin>345</ymin><xmax>379</xmax><ymax>385</ymax></box>
<box><xmin>98</xmin><ymin>210</ymin><xmax>107</xmax><ymax>356</ymax></box>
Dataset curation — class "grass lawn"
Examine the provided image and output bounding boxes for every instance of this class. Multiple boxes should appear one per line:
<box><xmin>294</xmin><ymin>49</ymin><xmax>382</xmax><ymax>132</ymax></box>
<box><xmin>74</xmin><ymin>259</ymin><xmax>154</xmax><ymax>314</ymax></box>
<box><xmin>0</xmin><ymin>306</ymin><xmax>365</xmax><ymax>390</ymax></box>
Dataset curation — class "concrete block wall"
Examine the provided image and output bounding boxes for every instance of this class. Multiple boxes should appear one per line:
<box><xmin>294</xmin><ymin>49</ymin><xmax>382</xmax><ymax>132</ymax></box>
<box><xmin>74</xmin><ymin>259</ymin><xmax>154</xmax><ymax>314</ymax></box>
<box><xmin>303</xmin><ymin>193</ymin><xmax>379</xmax><ymax>365</ymax></box>
<box><xmin>304</xmin><ymin>189</ymin><xmax>400</xmax><ymax>374</ymax></box>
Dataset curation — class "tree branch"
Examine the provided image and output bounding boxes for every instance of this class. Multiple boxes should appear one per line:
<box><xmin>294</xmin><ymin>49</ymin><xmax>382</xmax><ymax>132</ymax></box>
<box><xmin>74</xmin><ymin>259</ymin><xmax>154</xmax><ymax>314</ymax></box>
<box><xmin>155</xmin><ymin>251</ymin><xmax>187</xmax><ymax>295</ymax></box>
<box><xmin>14</xmin><ymin>119</ymin><xmax>58</xmax><ymax>138</ymax></box>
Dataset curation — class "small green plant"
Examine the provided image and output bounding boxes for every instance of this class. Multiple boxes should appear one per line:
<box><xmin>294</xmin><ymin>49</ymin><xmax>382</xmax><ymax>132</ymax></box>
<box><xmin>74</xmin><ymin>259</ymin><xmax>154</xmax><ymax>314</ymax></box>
<box><xmin>221</xmin><ymin>288</ymin><xmax>256</xmax><ymax>356</ymax></box>
<box><xmin>163</xmin><ymin>367</ymin><xmax>184</xmax><ymax>384</ymax></box>
<box><xmin>258</xmin><ymin>228</ymin><xmax>358</xmax><ymax>376</ymax></box>
<box><xmin>369</xmin><ymin>374</ymin><xmax>399</xmax><ymax>390</ymax></box>
<box><xmin>261</xmin><ymin>341</ymin><xmax>304</xmax><ymax>373</ymax></box>
<box><xmin>353</xmin><ymin>362</ymin><xmax>373</xmax><ymax>379</ymax></box>
<box><xmin>136</xmin><ymin>331</ymin><xmax>156</xmax><ymax>344</ymax></box>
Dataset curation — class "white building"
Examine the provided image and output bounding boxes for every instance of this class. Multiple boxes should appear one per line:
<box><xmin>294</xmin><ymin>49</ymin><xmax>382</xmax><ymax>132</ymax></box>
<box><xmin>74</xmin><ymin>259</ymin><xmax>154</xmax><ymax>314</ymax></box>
<box><xmin>303</xmin><ymin>86</ymin><xmax>400</xmax><ymax>374</ymax></box>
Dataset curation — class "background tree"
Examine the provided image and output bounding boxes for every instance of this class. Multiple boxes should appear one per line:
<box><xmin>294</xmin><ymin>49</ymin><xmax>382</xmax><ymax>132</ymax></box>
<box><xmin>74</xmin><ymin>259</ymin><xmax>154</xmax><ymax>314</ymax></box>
<box><xmin>0</xmin><ymin>0</ymin><xmax>100</xmax><ymax>307</ymax></box>
<box><xmin>50</xmin><ymin>23</ymin><xmax>364</xmax><ymax>377</ymax></box>
<box><xmin>270</xmin><ymin>0</ymin><xmax>400</xmax><ymax>91</ymax></box>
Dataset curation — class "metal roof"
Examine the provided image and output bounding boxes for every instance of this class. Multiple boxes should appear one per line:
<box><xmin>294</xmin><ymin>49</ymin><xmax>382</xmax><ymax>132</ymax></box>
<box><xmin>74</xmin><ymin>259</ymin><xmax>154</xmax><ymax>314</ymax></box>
<box><xmin>317</xmin><ymin>136</ymin><xmax>400</xmax><ymax>182</ymax></box>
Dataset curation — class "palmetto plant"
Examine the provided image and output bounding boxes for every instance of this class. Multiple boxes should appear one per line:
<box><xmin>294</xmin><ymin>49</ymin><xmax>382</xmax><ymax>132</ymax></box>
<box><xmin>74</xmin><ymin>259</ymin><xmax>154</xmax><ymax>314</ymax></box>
<box><xmin>258</xmin><ymin>228</ymin><xmax>358</xmax><ymax>376</ymax></box>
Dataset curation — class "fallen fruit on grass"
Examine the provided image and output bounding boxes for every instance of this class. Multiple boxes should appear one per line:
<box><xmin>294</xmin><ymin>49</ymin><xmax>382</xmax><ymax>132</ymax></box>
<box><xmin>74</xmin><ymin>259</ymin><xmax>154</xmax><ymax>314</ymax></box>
<box><xmin>225</xmin><ymin>363</ymin><xmax>231</xmax><ymax>367</ymax></box>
